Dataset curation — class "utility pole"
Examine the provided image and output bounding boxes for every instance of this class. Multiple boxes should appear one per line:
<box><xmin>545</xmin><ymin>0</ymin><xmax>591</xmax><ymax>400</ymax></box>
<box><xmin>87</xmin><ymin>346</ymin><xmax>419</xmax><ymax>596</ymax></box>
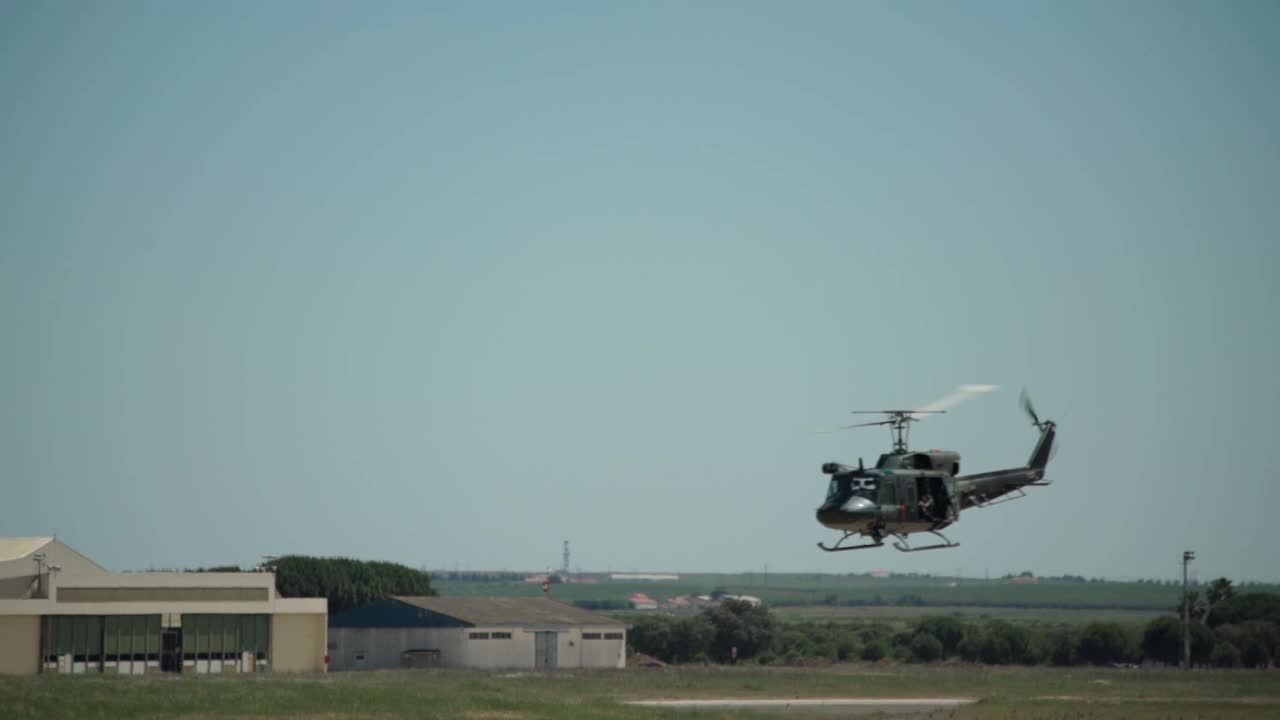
<box><xmin>32</xmin><ymin>553</ymin><xmax>45</xmax><ymax>598</ymax></box>
<box><xmin>1182</xmin><ymin>550</ymin><xmax>1195</xmax><ymax>670</ymax></box>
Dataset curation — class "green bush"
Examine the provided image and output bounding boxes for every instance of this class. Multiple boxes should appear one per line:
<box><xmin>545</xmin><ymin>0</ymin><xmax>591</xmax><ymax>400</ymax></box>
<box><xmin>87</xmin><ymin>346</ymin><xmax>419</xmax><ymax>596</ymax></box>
<box><xmin>705</xmin><ymin>599</ymin><xmax>777</xmax><ymax>662</ymax></box>
<box><xmin>909</xmin><ymin>633</ymin><xmax>943</xmax><ymax>663</ymax></box>
<box><xmin>1240</xmin><ymin>639</ymin><xmax>1270</xmax><ymax>669</ymax></box>
<box><xmin>835</xmin><ymin>633</ymin><xmax>860</xmax><ymax>661</ymax></box>
<box><xmin>1142</xmin><ymin>616</ymin><xmax>1214</xmax><ymax>666</ymax></box>
<box><xmin>1043</xmin><ymin>627</ymin><xmax>1079</xmax><ymax>666</ymax></box>
<box><xmin>861</xmin><ymin>640</ymin><xmax>888</xmax><ymax>662</ymax></box>
<box><xmin>914</xmin><ymin>616</ymin><xmax>966</xmax><ymax>656</ymax></box>
<box><xmin>1142</xmin><ymin>617</ymin><xmax>1182</xmax><ymax>665</ymax></box>
<box><xmin>1077</xmin><ymin>622</ymin><xmax>1134</xmax><ymax>665</ymax></box>
<box><xmin>1210</xmin><ymin>641</ymin><xmax>1241</xmax><ymax>668</ymax></box>
<box><xmin>1214</xmin><ymin>621</ymin><xmax>1279</xmax><ymax>669</ymax></box>
<box><xmin>979</xmin><ymin>622</ymin><xmax>1030</xmax><ymax>664</ymax></box>
<box><xmin>669</xmin><ymin>617</ymin><xmax>716</xmax><ymax>663</ymax></box>
<box><xmin>628</xmin><ymin>616</ymin><xmax>673</xmax><ymax>660</ymax></box>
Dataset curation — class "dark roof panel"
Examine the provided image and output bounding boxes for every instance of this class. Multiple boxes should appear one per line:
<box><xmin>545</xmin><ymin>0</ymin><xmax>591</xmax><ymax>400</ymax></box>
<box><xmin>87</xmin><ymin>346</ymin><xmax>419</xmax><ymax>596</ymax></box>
<box><xmin>329</xmin><ymin>597</ymin><xmax>471</xmax><ymax>629</ymax></box>
<box><xmin>391</xmin><ymin>596</ymin><xmax>625</xmax><ymax>628</ymax></box>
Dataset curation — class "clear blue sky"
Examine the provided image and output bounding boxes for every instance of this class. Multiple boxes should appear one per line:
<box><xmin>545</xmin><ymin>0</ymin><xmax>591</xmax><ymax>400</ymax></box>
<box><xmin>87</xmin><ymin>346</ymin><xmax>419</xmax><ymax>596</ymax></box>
<box><xmin>2</xmin><ymin>1</ymin><xmax>1277</xmax><ymax>582</ymax></box>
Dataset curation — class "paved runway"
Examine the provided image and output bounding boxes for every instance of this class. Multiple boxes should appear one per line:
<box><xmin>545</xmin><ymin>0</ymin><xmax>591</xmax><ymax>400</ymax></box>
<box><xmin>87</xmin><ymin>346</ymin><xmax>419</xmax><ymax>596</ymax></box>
<box><xmin>624</xmin><ymin>697</ymin><xmax>977</xmax><ymax>715</ymax></box>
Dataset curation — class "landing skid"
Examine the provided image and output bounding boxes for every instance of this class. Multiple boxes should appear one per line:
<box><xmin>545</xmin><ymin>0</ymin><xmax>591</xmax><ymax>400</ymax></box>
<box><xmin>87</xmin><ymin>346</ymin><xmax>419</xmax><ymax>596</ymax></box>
<box><xmin>892</xmin><ymin>530</ymin><xmax>960</xmax><ymax>553</ymax></box>
<box><xmin>817</xmin><ymin>531</ymin><xmax>884</xmax><ymax>552</ymax></box>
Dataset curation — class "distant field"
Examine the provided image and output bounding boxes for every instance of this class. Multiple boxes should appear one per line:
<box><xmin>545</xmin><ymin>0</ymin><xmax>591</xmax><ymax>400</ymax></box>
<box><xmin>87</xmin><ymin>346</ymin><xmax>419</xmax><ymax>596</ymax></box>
<box><xmin>771</xmin><ymin>604</ymin><xmax>1165</xmax><ymax>626</ymax></box>
<box><xmin>3</xmin><ymin>664</ymin><xmax>1278</xmax><ymax>719</ymax></box>
<box><xmin>433</xmin><ymin>572</ymin><xmax>1278</xmax><ymax>613</ymax></box>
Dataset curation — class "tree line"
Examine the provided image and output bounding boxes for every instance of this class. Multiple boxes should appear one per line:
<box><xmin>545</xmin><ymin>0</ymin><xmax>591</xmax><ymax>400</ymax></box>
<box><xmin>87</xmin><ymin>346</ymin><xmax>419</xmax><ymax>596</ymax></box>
<box><xmin>628</xmin><ymin>579</ymin><xmax>1280</xmax><ymax>668</ymax></box>
<box><xmin>268</xmin><ymin>555</ymin><xmax>436</xmax><ymax>615</ymax></box>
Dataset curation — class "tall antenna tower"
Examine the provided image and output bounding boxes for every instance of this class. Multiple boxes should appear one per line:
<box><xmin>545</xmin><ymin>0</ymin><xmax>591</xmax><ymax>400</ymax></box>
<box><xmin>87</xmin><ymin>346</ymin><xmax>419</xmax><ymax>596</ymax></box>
<box><xmin>562</xmin><ymin>541</ymin><xmax>570</xmax><ymax>578</ymax></box>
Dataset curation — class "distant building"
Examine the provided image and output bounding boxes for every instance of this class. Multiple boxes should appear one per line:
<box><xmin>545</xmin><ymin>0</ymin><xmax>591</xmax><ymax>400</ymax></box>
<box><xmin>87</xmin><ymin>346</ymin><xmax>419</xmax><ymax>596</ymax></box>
<box><xmin>722</xmin><ymin>594</ymin><xmax>762</xmax><ymax>607</ymax></box>
<box><xmin>629</xmin><ymin>592</ymin><xmax>658</xmax><ymax>610</ymax></box>
<box><xmin>0</xmin><ymin>537</ymin><xmax>326</xmax><ymax>676</ymax></box>
<box><xmin>610</xmin><ymin>573</ymin><xmax>679</xmax><ymax>581</ymax></box>
<box><xmin>328</xmin><ymin>596</ymin><xmax>625</xmax><ymax>670</ymax></box>
<box><xmin>1007</xmin><ymin>575</ymin><xmax>1039</xmax><ymax>585</ymax></box>
<box><xmin>870</xmin><ymin>570</ymin><xmax>891</xmax><ymax>578</ymax></box>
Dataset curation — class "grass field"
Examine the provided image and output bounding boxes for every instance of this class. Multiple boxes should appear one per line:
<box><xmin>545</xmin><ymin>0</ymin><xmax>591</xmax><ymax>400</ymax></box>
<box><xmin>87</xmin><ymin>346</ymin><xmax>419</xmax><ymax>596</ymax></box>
<box><xmin>3</xmin><ymin>664</ymin><xmax>1278</xmax><ymax>720</ymax></box>
<box><xmin>769</xmin><ymin>604</ymin><xmax>1164</xmax><ymax>626</ymax></box>
<box><xmin>434</xmin><ymin>573</ymin><xmax>1279</xmax><ymax>613</ymax></box>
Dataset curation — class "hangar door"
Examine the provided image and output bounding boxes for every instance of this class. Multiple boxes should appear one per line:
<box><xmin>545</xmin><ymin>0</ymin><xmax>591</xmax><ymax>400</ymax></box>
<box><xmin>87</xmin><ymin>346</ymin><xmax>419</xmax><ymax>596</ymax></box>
<box><xmin>533</xmin><ymin>632</ymin><xmax>557</xmax><ymax>668</ymax></box>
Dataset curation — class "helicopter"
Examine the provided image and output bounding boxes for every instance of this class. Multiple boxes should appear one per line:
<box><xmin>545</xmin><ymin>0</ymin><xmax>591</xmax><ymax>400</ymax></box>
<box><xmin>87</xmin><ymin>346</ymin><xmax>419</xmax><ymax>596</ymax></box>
<box><xmin>815</xmin><ymin>385</ymin><xmax>1056</xmax><ymax>552</ymax></box>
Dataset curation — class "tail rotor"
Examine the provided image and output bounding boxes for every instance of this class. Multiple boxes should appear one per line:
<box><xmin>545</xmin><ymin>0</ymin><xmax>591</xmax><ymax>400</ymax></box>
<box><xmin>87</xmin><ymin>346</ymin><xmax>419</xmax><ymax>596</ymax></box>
<box><xmin>1020</xmin><ymin>388</ymin><xmax>1046</xmax><ymax>429</ymax></box>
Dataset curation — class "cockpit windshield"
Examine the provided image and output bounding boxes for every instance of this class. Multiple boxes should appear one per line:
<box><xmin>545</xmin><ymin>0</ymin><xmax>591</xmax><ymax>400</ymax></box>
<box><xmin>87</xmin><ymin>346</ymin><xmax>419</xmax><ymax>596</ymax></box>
<box><xmin>828</xmin><ymin>474</ymin><xmax>878</xmax><ymax>501</ymax></box>
<box><xmin>849</xmin><ymin>476</ymin><xmax>878</xmax><ymax>499</ymax></box>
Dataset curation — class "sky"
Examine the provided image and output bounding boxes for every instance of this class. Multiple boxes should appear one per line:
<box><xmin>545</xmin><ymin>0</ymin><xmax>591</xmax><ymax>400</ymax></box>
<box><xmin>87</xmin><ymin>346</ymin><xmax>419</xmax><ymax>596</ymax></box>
<box><xmin>2</xmin><ymin>1</ymin><xmax>1277</xmax><ymax>583</ymax></box>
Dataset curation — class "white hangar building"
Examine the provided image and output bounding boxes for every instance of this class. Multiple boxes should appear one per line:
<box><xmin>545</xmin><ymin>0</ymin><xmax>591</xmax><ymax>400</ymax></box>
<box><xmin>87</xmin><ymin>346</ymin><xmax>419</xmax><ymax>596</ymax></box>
<box><xmin>0</xmin><ymin>537</ymin><xmax>327</xmax><ymax>675</ymax></box>
<box><xmin>328</xmin><ymin>596</ymin><xmax>626</xmax><ymax>670</ymax></box>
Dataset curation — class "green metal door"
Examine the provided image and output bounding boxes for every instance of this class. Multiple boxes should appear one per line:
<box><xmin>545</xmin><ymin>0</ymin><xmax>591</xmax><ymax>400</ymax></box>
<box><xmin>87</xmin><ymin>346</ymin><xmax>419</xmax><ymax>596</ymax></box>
<box><xmin>534</xmin><ymin>632</ymin><xmax>557</xmax><ymax>668</ymax></box>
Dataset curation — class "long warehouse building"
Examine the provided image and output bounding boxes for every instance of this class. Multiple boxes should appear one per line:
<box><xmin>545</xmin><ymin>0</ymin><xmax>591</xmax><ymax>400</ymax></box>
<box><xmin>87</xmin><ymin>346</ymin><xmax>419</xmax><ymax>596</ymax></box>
<box><xmin>329</xmin><ymin>596</ymin><xmax>626</xmax><ymax>670</ymax></box>
<box><xmin>0</xmin><ymin>537</ymin><xmax>327</xmax><ymax>675</ymax></box>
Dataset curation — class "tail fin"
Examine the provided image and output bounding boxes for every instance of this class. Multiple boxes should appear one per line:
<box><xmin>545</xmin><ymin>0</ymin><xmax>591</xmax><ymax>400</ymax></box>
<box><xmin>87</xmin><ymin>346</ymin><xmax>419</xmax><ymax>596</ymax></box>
<box><xmin>1026</xmin><ymin>422</ymin><xmax>1056</xmax><ymax>470</ymax></box>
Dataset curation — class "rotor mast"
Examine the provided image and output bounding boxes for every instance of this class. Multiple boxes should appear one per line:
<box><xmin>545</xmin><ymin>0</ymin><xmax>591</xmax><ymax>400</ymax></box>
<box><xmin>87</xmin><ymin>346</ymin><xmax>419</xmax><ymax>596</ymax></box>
<box><xmin>848</xmin><ymin>410</ymin><xmax>944</xmax><ymax>454</ymax></box>
<box><xmin>819</xmin><ymin>385</ymin><xmax>998</xmax><ymax>454</ymax></box>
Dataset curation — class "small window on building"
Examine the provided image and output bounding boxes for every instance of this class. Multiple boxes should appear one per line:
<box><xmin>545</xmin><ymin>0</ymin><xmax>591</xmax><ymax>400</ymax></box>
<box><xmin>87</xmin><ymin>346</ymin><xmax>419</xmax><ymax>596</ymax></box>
<box><xmin>491</xmin><ymin>632</ymin><xmax>512</xmax><ymax>639</ymax></box>
<box><xmin>468</xmin><ymin>632</ymin><xmax>490</xmax><ymax>640</ymax></box>
<box><xmin>582</xmin><ymin>633</ymin><xmax>601</xmax><ymax>640</ymax></box>
<box><xmin>603</xmin><ymin>633</ymin><xmax>623</xmax><ymax>640</ymax></box>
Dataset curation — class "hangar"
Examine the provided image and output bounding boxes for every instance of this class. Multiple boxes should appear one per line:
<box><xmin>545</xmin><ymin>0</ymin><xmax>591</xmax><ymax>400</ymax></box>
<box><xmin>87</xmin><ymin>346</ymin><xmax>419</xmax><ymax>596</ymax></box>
<box><xmin>328</xmin><ymin>596</ymin><xmax>626</xmax><ymax>670</ymax></box>
<box><xmin>0</xmin><ymin>537</ymin><xmax>327</xmax><ymax>675</ymax></box>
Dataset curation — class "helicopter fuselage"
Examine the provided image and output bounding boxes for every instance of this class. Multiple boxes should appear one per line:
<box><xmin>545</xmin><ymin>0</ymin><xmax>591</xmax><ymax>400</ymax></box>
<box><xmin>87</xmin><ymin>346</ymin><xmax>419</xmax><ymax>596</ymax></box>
<box><xmin>815</xmin><ymin>465</ymin><xmax>959</xmax><ymax>537</ymax></box>
<box><xmin>815</xmin><ymin>419</ymin><xmax>1056</xmax><ymax>552</ymax></box>
<box><xmin>815</xmin><ymin>389</ymin><xmax>1056</xmax><ymax>552</ymax></box>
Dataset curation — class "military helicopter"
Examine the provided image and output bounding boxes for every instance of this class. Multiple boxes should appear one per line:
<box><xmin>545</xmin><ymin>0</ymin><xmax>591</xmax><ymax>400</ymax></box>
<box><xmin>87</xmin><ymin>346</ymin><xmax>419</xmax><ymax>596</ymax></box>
<box><xmin>815</xmin><ymin>385</ymin><xmax>1056</xmax><ymax>552</ymax></box>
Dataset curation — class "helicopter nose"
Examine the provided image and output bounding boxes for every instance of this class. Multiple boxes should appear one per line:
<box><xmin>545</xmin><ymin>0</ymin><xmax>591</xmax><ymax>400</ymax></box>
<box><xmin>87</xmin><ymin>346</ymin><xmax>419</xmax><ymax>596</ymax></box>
<box><xmin>815</xmin><ymin>496</ymin><xmax>877</xmax><ymax>528</ymax></box>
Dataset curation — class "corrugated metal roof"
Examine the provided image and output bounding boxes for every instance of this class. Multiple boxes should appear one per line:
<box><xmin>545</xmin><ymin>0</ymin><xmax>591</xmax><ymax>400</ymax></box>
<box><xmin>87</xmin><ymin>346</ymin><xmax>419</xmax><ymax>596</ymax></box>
<box><xmin>391</xmin><ymin>596</ymin><xmax>625</xmax><ymax>628</ymax></box>
<box><xmin>0</xmin><ymin>537</ymin><xmax>53</xmax><ymax>562</ymax></box>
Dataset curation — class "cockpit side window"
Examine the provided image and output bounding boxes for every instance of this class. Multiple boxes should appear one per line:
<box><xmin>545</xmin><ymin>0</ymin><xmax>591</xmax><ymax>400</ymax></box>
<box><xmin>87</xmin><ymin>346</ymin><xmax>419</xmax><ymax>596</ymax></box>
<box><xmin>828</xmin><ymin>476</ymin><xmax>854</xmax><ymax>499</ymax></box>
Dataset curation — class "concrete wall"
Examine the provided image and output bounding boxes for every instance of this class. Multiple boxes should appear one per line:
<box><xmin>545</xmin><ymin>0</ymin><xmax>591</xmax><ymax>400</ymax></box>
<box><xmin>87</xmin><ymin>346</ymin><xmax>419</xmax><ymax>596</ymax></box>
<box><xmin>576</xmin><ymin>630</ymin><xmax>626</xmax><ymax>669</ymax></box>
<box><xmin>465</xmin><ymin>627</ymin><xmax>538</xmax><ymax>669</ymax></box>
<box><xmin>328</xmin><ymin>627</ymin><xmax>466</xmax><ymax>670</ymax></box>
<box><xmin>272</xmin><ymin>613</ymin><xmax>327</xmax><ymax>673</ymax></box>
<box><xmin>0</xmin><ymin>616</ymin><xmax>40</xmax><ymax>675</ymax></box>
<box><xmin>0</xmin><ymin>575</ymin><xmax>37</xmax><ymax>600</ymax></box>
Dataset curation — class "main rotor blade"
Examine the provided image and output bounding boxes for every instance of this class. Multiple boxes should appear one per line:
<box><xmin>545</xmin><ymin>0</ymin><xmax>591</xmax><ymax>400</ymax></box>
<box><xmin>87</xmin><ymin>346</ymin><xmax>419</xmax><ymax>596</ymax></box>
<box><xmin>913</xmin><ymin>384</ymin><xmax>1000</xmax><ymax>416</ymax></box>
<box><xmin>814</xmin><ymin>419</ymin><xmax>895</xmax><ymax>436</ymax></box>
